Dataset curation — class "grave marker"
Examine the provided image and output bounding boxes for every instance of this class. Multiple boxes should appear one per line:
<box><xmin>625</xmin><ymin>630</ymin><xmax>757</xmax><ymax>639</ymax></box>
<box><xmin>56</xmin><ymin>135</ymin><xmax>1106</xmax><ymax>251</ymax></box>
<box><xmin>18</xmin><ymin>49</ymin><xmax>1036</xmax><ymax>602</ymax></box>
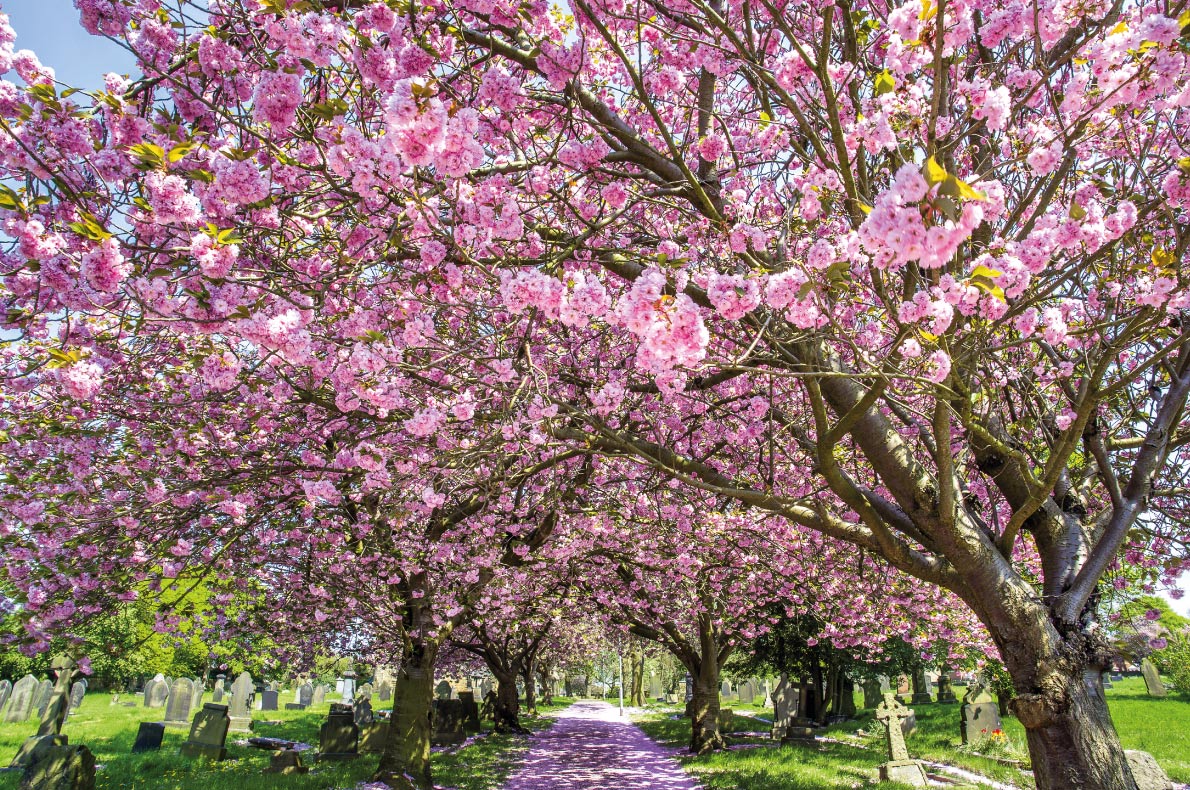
<box><xmin>1141</xmin><ymin>658</ymin><xmax>1166</xmax><ymax>697</ymax></box>
<box><xmin>131</xmin><ymin>722</ymin><xmax>165</xmax><ymax>753</ymax></box>
<box><xmin>180</xmin><ymin>703</ymin><xmax>231</xmax><ymax>761</ymax></box>
<box><xmin>4</xmin><ymin>675</ymin><xmax>37</xmax><ymax>723</ymax></box>
<box><xmin>0</xmin><ymin>679</ymin><xmax>10</xmax><ymax>716</ymax></box>
<box><xmin>164</xmin><ymin>678</ymin><xmax>195</xmax><ymax>727</ymax></box>
<box><xmin>875</xmin><ymin>693</ymin><xmax>927</xmax><ymax>786</ymax></box>
<box><xmin>228</xmin><ymin>671</ymin><xmax>255</xmax><ymax>732</ymax></box>
<box><xmin>319</xmin><ymin>703</ymin><xmax>359</xmax><ymax>760</ymax></box>
<box><xmin>260</xmin><ymin>690</ymin><xmax>279</xmax><ymax>711</ymax></box>
<box><xmin>67</xmin><ymin>681</ymin><xmax>86</xmax><ymax>713</ymax></box>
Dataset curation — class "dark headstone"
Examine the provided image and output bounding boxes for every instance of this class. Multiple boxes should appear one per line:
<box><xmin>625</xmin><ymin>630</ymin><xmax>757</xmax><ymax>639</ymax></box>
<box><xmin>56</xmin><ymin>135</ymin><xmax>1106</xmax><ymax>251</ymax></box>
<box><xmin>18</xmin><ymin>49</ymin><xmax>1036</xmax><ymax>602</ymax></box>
<box><xmin>180</xmin><ymin>703</ymin><xmax>231</xmax><ymax>761</ymax></box>
<box><xmin>264</xmin><ymin>749</ymin><xmax>308</xmax><ymax>776</ymax></box>
<box><xmin>458</xmin><ymin>691</ymin><xmax>480</xmax><ymax>733</ymax></box>
<box><xmin>247</xmin><ymin>737</ymin><xmax>297</xmax><ymax>751</ymax></box>
<box><xmin>353</xmin><ymin>697</ymin><xmax>373</xmax><ymax>726</ymax></box>
<box><xmin>131</xmin><ymin>722</ymin><xmax>165</xmax><ymax>754</ymax></box>
<box><xmin>431</xmin><ymin>699</ymin><xmax>467</xmax><ymax>746</ymax></box>
<box><xmin>862</xmin><ymin>678</ymin><xmax>883</xmax><ymax>709</ymax></box>
<box><xmin>260</xmin><ymin>690</ymin><xmax>279</xmax><ymax>711</ymax></box>
<box><xmin>909</xmin><ymin>666</ymin><xmax>933</xmax><ymax>705</ymax></box>
<box><xmin>18</xmin><ymin>743</ymin><xmax>95</xmax><ymax>790</ymax></box>
<box><xmin>435</xmin><ymin>680</ymin><xmax>452</xmax><ymax>700</ymax></box>
<box><xmin>298</xmin><ymin>683</ymin><xmax>313</xmax><ymax>707</ymax></box>
<box><xmin>285</xmin><ymin>703</ymin><xmax>305</xmax><ymax>710</ymax></box>
<box><xmin>319</xmin><ymin>704</ymin><xmax>359</xmax><ymax>760</ymax></box>
<box><xmin>5</xmin><ymin>675</ymin><xmax>38</xmax><ymax>723</ymax></box>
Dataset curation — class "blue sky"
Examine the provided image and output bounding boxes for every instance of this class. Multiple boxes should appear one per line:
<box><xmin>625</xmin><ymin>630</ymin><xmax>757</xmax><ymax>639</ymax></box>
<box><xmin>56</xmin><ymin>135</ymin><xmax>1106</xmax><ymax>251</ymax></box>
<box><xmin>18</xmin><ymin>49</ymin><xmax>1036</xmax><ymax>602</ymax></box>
<box><xmin>4</xmin><ymin>0</ymin><xmax>135</xmax><ymax>89</ymax></box>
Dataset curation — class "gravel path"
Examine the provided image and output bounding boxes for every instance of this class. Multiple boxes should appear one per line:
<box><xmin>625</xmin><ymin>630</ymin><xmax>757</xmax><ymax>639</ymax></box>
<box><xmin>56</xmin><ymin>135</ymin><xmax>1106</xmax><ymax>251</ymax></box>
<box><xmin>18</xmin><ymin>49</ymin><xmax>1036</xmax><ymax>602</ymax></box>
<box><xmin>501</xmin><ymin>701</ymin><xmax>697</xmax><ymax>790</ymax></box>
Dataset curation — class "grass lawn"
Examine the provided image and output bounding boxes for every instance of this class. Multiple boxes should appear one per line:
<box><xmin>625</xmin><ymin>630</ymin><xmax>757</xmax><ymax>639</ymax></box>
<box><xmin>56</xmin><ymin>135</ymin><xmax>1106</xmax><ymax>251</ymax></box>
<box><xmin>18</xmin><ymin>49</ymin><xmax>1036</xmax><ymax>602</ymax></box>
<box><xmin>635</xmin><ymin>676</ymin><xmax>1190</xmax><ymax>789</ymax></box>
<box><xmin>0</xmin><ymin>692</ymin><xmax>571</xmax><ymax>790</ymax></box>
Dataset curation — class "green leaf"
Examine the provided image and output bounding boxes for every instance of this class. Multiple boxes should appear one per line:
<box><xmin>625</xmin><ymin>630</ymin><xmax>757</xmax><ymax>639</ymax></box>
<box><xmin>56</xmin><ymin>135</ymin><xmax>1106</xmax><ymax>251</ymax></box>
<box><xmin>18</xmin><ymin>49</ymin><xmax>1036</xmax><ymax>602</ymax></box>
<box><xmin>0</xmin><ymin>184</ymin><xmax>22</xmax><ymax>211</ymax></box>
<box><xmin>874</xmin><ymin>70</ymin><xmax>895</xmax><ymax>96</ymax></box>
<box><xmin>167</xmin><ymin>142</ymin><xmax>195</xmax><ymax>163</ymax></box>
<box><xmin>216</xmin><ymin>228</ymin><xmax>241</xmax><ymax>245</ymax></box>
<box><xmin>923</xmin><ymin>155</ymin><xmax>948</xmax><ymax>186</ymax></box>
<box><xmin>1069</xmin><ymin>202</ymin><xmax>1087</xmax><ymax>220</ymax></box>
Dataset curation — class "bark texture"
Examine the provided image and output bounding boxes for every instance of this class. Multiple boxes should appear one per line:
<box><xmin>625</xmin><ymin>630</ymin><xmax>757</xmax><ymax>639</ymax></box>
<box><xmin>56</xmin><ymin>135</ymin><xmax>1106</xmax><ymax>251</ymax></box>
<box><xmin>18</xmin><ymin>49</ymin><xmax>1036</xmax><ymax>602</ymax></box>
<box><xmin>376</xmin><ymin>647</ymin><xmax>436</xmax><ymax>790</ymax></box>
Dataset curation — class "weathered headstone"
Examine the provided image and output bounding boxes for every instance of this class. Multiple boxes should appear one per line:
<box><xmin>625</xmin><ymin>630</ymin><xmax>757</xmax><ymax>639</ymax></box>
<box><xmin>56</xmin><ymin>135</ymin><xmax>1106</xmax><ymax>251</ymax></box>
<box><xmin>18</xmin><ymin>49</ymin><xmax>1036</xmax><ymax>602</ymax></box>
<box><xmin>458</xmin><ymin>690</ymin><xmax>481</xmax><ymax>733</ymax></box>
<box><xmin>353</xmin><ymin>697</ymin><xmax>373</xmax><ymax>726</ymax></box>
<box><xmin>770</xmin><ymin>673</ymin><xmax>812</xmax><ymax>742</ymax></box>
<box><xmin>1140</xmin><ymin>659</ymin><xmax>1166</xmax><ymax>698</ymax></box>
<box><xmin>359</xmin><ymin>720</ymin><xmax>390</xmax><ymax>754</ymax></box>
<box><xmin>719</xmin><ymin>679</ymin><xmax>734</xmax><ymax>701</ymax></box>
<box><xmin>319</xmin><ymin>703</ymin><xmax>359</xmax><ymax>760</ymax></box>
<box><xmin>340</xmin><ymin>670</ymin><xmax>356</xmax><ymax>703</ymax></box>
<box><xmin>33</xmin><ymin>680</ymin><xmax>54</xmax><ymax>719</ymax></box>
<box><xmin>67</xmin><ymin>681</ymin><xmax>86</xmax><ymax>714</ymax></box>
<box><xmin>435</xmin><ymin>680</ymin><xmax>453</xmax><ymax>700</ymax></box>
<box><xmin>910</xmin><ymin>666</ymin><xmax>933</xmax><ymax>705</ymax></box>
<box><xmin>862</xmin><ymin>678</ymin><xmax>883</xmax><ymax>709</ymax></box>
<box><xmin>18</xmin><ymin>743</ymin><xmax>95</xmax><ymax>790</ymax></box>
<box><xmin>146</xmin><ymin>674</ymin><xmax>168</xmax><ymax>708</ymax></box>
<box><xmin>738</xmin><ymin>680</ymin><xmax>755</xmax><ymax>705</ymax></box>
<box><xmin>376</xmin><ymin>682</ymin><xmax>392</xmax><ymax>702</ymax></box>
<box><xmin>131</xmin><ymin>722</ymin><xmax>165</xmax><ymax>753</ymax></box>
<box><xmin>164</xmin><ymin>678</ymin><xmax>195</xmax><ymax>727</ymax></box>
<box><xmin>875</xmin><ymin>693</ymin><xmax>927</xmax><ymax>786</ymax></box>
<box><xmin>180</xmin><ymin>703</ymin><xmax>231</xmax><ymax>760</ymax></box>
<box><xmin>432</xmin><ymin>699</ymin><xmax>467</xmax><ymax>746</ymax></box>
<box><xmin>299</xmin><ymin>683</ymin><xmax>313</xmax><ymax>707</ymax></box>
<box><xmin>5</xmin><ymin>675</ymin><xmax>38</xmax><ymax>723</ymax></box>
<box><xmin>260</xmin><ymin>690</ymin><xmax>279</xmax><ymax>711</ymax></box>
<box><xmin>961</xmin><ymin>699</ymin><xmax>1003</xmax><ymax>745</ymax></box>
<box><xmin>648</xmin><ymin>675</ymin><xmax>663</xmax><ymax>700</ymax></box>
<box><xmin>335</xmin><ymin>679</ymin><xmax>344</xmax><ymax>696</ymax></box>
<box><xmin>190</xmin><ymin>679</ymin><xmax>203</xmax><ymax>711</ymax></box>
<box><xmin>228</xmin><ymin>671</ymin><xmax>255</xmax><ymax>733</ymax></box>
<box><xmin>0</xmin><ymin>679</ymin><xmax>11</xmax><ymax>716</ymax></box>
<box><xmin>312</xmin><ymin>685</ymin><xmax>327</xmax><ymax>706</ymax></box>
<box><xmin>1126</xmin><ymin>750</ymin><xmax>1175</xmax><ymax>790</ymax></box>
<box><xmin>212</xmin><ymin>675</ymin><xmax>226</xmax><ymax>703</ymax></box>
<box><xmin>936</xmin><ymin>669</ymin><xmax>957</xmax><ymax>703</ymax></box>
<box><xmin>357</xmin><ymin>682</ymin><xmax>374</xmax><ymax>702</ymax></box>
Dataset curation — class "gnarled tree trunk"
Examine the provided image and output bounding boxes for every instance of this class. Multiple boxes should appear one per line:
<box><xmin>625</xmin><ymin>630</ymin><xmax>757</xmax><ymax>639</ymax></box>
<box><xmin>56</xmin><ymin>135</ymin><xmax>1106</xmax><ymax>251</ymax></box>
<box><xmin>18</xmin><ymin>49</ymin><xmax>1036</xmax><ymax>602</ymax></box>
<box><xmin>493</xmin><ymin>669</ymin><xmax>526</xmax><ymax>733</ymax></box>
<box><xmin>688</xmin><ymin>668</ymin><xmax>723</xmax><ymax>754</ymax></box>
<box><xmin>375</xmin><ymin>643</ymin><xmax>436</xmax><ymax>790</ymax></box>
<box><xmin>521</xmin><ymin>656</ymin><xmax>537</xmax><ymax>716</ymax></box>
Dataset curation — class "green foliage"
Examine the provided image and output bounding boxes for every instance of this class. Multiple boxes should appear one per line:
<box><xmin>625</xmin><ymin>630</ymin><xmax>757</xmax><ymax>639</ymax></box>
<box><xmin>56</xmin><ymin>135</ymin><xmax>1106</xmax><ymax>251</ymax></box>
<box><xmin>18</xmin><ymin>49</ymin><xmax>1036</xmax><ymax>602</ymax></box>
<box><xmin>1117</xmin><ymin>596</ymin><xmax>1190</xmax><ymax>633</ymax></box>
<box><xmin>1151</xmin><ymin>630</ymin><xmax>1190</xmax><ymax>694</ymax></box>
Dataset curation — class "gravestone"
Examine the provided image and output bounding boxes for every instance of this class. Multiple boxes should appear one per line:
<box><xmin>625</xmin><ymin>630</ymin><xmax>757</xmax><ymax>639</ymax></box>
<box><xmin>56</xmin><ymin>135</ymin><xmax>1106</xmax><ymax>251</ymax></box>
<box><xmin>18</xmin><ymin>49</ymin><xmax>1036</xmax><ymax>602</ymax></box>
<box><xmin>1140</xmin><ymin>659</ymin><xmax>1166</xmax><ymax>698</ymax></box>
<box><xmin>936</xmin><ymin>669</ymin><xmax>957</xmax><ymax>703</ymax></box>
<box><xmin>131</xmin><ymin>722</ymin><xmax>165</xmax><ymax>753</ymax></box>
<box><xmin>910</xmin><ymin>666</ymin><xmax>933</xmax><ymax>705</ymax></box>
<box><xmin>212</xmin><ymin>675</ymin><xmax>226</xmax><ymax>703</ymax></box>
<box><xmin>5</xmin><ymin>675</ymin><xmax>37</xmax><ymax>723</ymax></box>
<box><xmin>357</xmin><ymin>682</ymin><xmax>374</xmax><ymax>702</ymax></box>
<box><xmin>319</xmin><ymin>703</ymin><xmax>359</xmax><ymax>760</ymax></box>
<box><xmin>0</xmin><ymin>679</ymin><xmax>11</xmax><ymax>715</ymax></box>
<box><xmin>190</xmin><ymin>679</ymin><xmax>203</xmax><ymax>711</ymax></box>
<box><xmin>67</xmin><ymin>681</ymin><xmax>86</xmax><ymax>713</ymax></box>
<box><xmin>458</xmin><ymin>690</ymin><xmax>481</xmax><ymax>733</ymax></box>
<box><xmin>648</xmin><ymin>675</ymin><xmax>663</xmax><ymax>700</ymax></box>
<box><xmin>299</xmin><ymin>683</ymin><xmax>313</xmax><ymax>708</ymax></box>
<box><xmin>432</xmin><ymin>699</ymin><xmax>467</xmax><ymax>746</ymax></box>
<box><xmin>33</xmin><ymin>680</ymin><xmax>54</xmax><ymax>718</ymax></box>
<box><xmin>376</xmin><ymin>682</ymin><xmax>392</xmax><ymax>702</ymax></box>
<box><xmin>1126</xmin><ymin>750</ymin><xmax>1175</xmax><ymax>790</ymax></box>
<box><xmin>265</xmin><ymin>749</ymin><xmax>309</xmax><ymax>776</ymax></box>
<box><xmin>340</xmin><ymin>670</ymin><xmax>356</xmax><ymax>703</ymax></box>
<box><xmin>862</xmin><ymin>678</ymin><xmax>883</xmax><ymax>709</ymax></box>
<box><xmin>353</xmin><ymin>697</ymin><xmax>373</xmax><ymax>726</ymax></box>
<box><xmin>738</xmin><ymin>680</ymin><xmax>755</xmax><ymax>705</ymax></box>
<box><xmin>961</xmin><ymin>699</ymin><xmax>1003</xmax><ymax>745</ymax></box>
<box><xmin>359</xmin><ymin>721</ymin><xmax>390</xmax><ymax>754</ymax></box>
<box><xmin>770</xmin><ymin>673</ymin><xmax>806</xmax><ymax>742</ymax></box>
<box><xmin>17</xmin><ymin>743</ymin><xmax>95</xmax><ymax>790</ymax></box>
<box><xmin>164</xmin><ymin>678</ymin><xmax>195</xmax><ymax>727</ymax></box>
<box><xmin>147</xmin><ymin>674</ymin><xmax>168</xmax><ymax>708</ymax></box>
<box><xmin>228</xmin><ymin>672</ymin><xmax>255</xmax><ymax>732</ymax></box>
<box><xmin>312</xmin><ymin>685</ymin><xmax>327</xmax><ymax>706</ymax></box>
<box><xmin>260</xmin><ymin>690</ymin><xmax>279</xmax><ymax>711</ymax></box>
<box><xmin>180</xmin><ymin>703</ymin><xmax>231</xmax><ymax>760</ymax></box>
<box><xmin>435</xmin><ymin>680</ymin><xmax>453</xmax><ymax>700</ymax></box>
<box><xmin>719</xmin><ymin>679</ymin><xmax>733</xmax><ymax>701</ymax></box>
<box><xmin>875</xmin><ymin>693</ymin><xmax>927</xmax><ymax>786</ymax></box>
<box><xmin>335</xmin><ymin>679</ymin><xmax>344</xmax><ymax>696</ymax></box>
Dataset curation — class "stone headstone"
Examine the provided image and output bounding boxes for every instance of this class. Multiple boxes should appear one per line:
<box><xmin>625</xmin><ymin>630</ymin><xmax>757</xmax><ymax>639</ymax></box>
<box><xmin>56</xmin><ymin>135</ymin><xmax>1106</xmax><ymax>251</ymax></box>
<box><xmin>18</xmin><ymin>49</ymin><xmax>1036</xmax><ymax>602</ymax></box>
<box><xmin>961</xmin><ymin>700</ymin><xmax>1003</xmax><ymax>745</ymax></box>
<box><xmin>260</xmin><ymin>690</ymin><xmax>279</xmax><ymax>711</ymax></box>
<box><xmin>432</xmin><ymin>699</ymin><xmax>467</xmax><ymax>746</ymax></box>
<box><xmin>458</xmin><ymin>690</ymin><xmax>480</xmax><ymax>733</ymax></box>
<box><xmin>875</xmin><ymin>692</ymin><xmax>927</xmax><ymax>786</ymax></box>
<box><xmin>1126</xmin><ymin>750</ymin><xmax>1175</xmax><ymax>790</ymax></box>
<box><xmin>164</xmin><ymin>678</ymin><xmax>195</xmax><ymax>727</ymax></box>
<box><xmin>298</xmin><ymin>683</ymin><xmax>313</xmax><ymax>707</ymax></box>
<box><xmin>190</xmin><ymin>679</ymin><xmax>203</xmax><ymax>711</ymax></box>
<box><xmin>228</xmin><ymin>672</ymin><xmax>255</xmax><ymax>732</ymax></box>
<box><xmin>312</xmin><ymin>685</ymin><xmax>327</xmax><ymax>706</ymax></box>
<box><xmin>5</xmin><ymin>675</ymin><xmax>38</xmax><ymax>723</ymax></box>
<box><xmin>0</xmin><ymin>679</ymin><xmax>11</xmax><ymax>715</ymax></box>
<box><xmin>738</xmin><ymin>680</ymin><xmax>755</xmax><ymax>705</ymax></box>
<box><xmin>435</xmin><ymin>680</ymin><xmax>452</xmax><ymax>700</ymax></box>
<box><xmin>770</xmin><ymin>673</ymin><xmax>805</xmax><ymax>742</ymax></box>
<box><xmin>180</xmin><ymin>703</ymin><xmax>231</xmax><ymax>761</ymax></box>
<box><xmin>910</xmin><ymin>666</ymin><xmax>933</xmax><ymax>705</ymax></box>
<box><xmin>648</xmin><ymin>675</ymin><xmax>663</xmax><ymax>700</ymax></box>
<box><xmin>33</xmin><ymin>680</ymin><xmax>54</xmax><ymax>718</ymax></box>
<box><xmin>212</xmin><ymin>675</ymin><xmax>226</xmax><ymax>703</ymax></box>
<box><xmin>719</xmin><ymin>680</ymin><xmax>733</xmax><ymax>701</ymax></box>
<box><xmin>131</xmin><ymin>721</ymin><xmax>165</xmax><ymax>753</ymax></box>
<box><xmin>936</xmin><ymin>670</ymin><xmax>957</xmax><ymax>703</ymax></box>
<box><xmin>1140</xmin><ymin>659</ymin><xmax>1166</xmax><ymax>698</ymax></box>
<box><xmin>359</xmin><ymin>720</ymin><xmax>389</xmax><ymax>754</ymax></box>
<box><xmin>319</xmin><ymin>703</ymin><xmax>359</xmax><ymax>759</ymax></box>
<box><xmin>862</xmin><ymin>678</ymin><xmax>883</xmax><ymax>709</ymax></box>
<box><xmin>67</xmin><ymin>682</ymin><xmax>86</xmax><ymax>714</ymax></box>
<box><xmin>18</xmin><ymin>743</ymin><xmax>95</xmax><ymax>790</ymax></box>
<box><xmin>264</xmin><ymin>749</ymin><xmax>309</xmax><ymax>776</ymax></box>
<box><xmin>353</xmin><ymin>697</ymin><xmax>373</xmax><ymax>726</ymax></box>
<box><xmin>335</xmin><ymin>679</ymin><xmax>344</xmax><ymax>696</ymax></box>
<box><xmin>357</xmin><ymin>682</ymin><xmax>374</xmax><ymax>702</ymax></box>
<box><xmin>146</xmin><ymin>675</ymin><xmax>168</xmax><ymax>708</ymax></box>
<box><xmin>376</xmin><ymin>682</ymin><xmax>392</xmax><ymax>702</ymax></box>
<box><xmin>340</xmin><ymin>670</ymin><xmax>356</xmax><ymax>703</ymax></box>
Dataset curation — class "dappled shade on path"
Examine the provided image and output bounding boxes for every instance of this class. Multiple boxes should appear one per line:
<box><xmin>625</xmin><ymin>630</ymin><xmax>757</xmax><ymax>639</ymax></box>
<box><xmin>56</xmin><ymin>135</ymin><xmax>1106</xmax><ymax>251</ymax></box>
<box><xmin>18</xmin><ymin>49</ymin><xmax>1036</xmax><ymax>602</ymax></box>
<box><xmin>502</xmin><ymin>701</ymin><xmax>697</xmax><ymax>790</ymax></box>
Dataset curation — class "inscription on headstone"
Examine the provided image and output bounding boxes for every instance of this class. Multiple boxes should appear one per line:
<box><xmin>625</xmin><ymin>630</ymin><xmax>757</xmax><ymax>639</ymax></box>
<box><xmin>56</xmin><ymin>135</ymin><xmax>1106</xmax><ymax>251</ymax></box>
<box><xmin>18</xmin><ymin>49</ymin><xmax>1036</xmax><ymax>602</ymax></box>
<box><xmin>4</xmin><ymin>675</ymin><xmax>37</xmax><ymax>723</ymax></box>
<box><xmin>164</xmin><ymin>678</ymin><xmax>196</xmax><ymax>727</ymax></box>
<box><xmin>180</xmin><ymin>703</ymin><xmax>231</xmax><ymax>761</ymax></box>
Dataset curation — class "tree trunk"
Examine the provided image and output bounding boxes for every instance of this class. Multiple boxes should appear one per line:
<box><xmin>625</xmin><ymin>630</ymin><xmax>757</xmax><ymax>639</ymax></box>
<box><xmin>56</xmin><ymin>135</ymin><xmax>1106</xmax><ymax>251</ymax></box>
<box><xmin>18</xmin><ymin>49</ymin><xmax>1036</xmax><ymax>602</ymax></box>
<box><xmin>375</xmin><ymin>644</ymin><xmax>436</xmax><ymax>790</ymax></box>
<box><xmin>1008</xmin><ymin>661</ymin><xmax>1138</xmax><ymax>790</ymax></box>
<box><xmin>630</xmin><ymin>645</ymin><xmax>645</xmax><ymax>706</ymax></box>
<box><xmin>522</xmin><ymin>658</ymin><xmax>537</xmax><ymax>716</ymax></box>
<box><xmin>538</xmin><ymin>664</ymin><xmax>554</xmax><ymax>707</ymax></box>
<box><xmin>493</xmin><ymin>670</ymin><xmax>526</xmax><ymax>733</ymax></box>
<box><xmin>688</xmin><ymin>665</ymin><xmax>724</xmax><ymax>754</ymax></box>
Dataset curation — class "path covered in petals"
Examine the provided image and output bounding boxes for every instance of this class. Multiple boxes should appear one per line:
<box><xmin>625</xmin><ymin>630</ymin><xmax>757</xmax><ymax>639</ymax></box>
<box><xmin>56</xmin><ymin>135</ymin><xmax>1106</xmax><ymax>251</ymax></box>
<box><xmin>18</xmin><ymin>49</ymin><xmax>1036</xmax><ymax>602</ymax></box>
<box><xmin>501</xmin><ymin>701</ymin><xmax>698</xmax><ymax>790</ymax></box>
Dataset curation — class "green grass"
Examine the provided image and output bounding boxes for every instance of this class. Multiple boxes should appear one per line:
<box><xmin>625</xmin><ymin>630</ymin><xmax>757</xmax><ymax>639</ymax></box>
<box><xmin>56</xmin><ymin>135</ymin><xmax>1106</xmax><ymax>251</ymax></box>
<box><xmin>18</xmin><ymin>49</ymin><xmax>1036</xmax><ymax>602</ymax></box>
<box><xmin>635</xmin><ymin>677</ymin><xmax>1190</xmax><ymax>790</ymax></box>
<box><xmin>0</xmin><ymin>692</ymin><xmax>571</xmax><ymax>789</ymax></box>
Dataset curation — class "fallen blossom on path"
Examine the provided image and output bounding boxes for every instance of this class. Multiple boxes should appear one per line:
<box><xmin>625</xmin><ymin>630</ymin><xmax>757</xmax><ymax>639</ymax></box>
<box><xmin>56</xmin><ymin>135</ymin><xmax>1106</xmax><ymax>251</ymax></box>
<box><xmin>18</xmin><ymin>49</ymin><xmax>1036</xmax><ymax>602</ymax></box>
<box><xmin>502</xmin><ymin>701</ymin><xmax>698</xmax><ymax>790</ymax></box>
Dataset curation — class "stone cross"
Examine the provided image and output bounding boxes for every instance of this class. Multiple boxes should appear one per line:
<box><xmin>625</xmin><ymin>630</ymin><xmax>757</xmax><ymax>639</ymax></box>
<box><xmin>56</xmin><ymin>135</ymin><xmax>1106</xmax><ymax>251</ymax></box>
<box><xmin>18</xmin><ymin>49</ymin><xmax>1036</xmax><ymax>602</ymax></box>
<box><xmin>875</xmin><ymin>692</ymin><xmax>913</xmax><ymax>762</ymax></box>
<box><xmin>37</xmin><ymin>656</ymin><xmax>76</xmax><ymax>738</ymax></box>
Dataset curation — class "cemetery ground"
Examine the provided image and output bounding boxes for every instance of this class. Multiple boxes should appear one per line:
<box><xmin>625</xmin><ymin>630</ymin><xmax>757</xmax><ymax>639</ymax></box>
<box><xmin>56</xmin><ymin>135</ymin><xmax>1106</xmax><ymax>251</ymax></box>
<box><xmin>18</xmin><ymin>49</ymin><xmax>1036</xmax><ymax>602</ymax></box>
<box><xmin>635</xmin><ymin>676</ymin><xmax>1190</xmax><ymax>790</ymax></box>
<box><xmin>0</xmin><ymin>692</ymin><xmax>573</xmax><ymax>790</ymax></box>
